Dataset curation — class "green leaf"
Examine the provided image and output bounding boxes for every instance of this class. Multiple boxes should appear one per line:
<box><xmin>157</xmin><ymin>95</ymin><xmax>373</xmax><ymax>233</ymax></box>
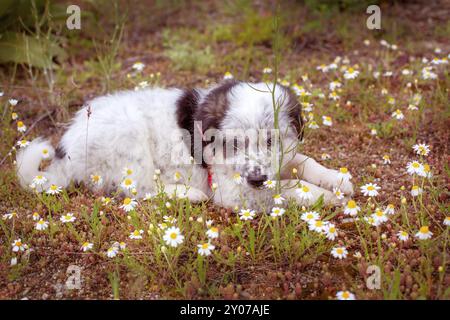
<box><xmin>0</xmin><ymin>32</ymin><xmax>66</xmax><ymax>68</ymax></box>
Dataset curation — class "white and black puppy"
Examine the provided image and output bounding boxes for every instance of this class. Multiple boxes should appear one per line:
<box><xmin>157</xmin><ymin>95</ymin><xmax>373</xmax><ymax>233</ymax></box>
<box><xmin>16</xmin><ymin>81</ymin><xmax>353</xmax><ymax>210</ymax></box>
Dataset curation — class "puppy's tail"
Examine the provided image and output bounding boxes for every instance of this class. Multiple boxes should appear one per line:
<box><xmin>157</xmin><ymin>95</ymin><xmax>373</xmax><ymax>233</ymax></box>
<box><xmin>16</xmin><ymin>138</ymin><xmax>70</xmax><ymax>191</ymax></box>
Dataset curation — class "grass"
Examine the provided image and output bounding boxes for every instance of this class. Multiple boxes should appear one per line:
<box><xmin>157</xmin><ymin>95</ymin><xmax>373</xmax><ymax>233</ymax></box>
<box><xmin>0</xmin><ymin>0</ymin><xmax>449</xmax><ymax>300</ymax></box>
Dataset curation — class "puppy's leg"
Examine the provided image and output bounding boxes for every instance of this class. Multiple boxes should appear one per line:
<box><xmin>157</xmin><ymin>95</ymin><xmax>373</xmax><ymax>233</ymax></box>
<box><xmin>281</xmin><ymin>179</ymin><xmax>342</xmax><ymax>206</ymax></box>
<box><xmin>282</xmin><ymin>153</ymin><xmax>354</xmax><ymax>196</ymax></box>
<box><xmin>164</xmin><ymin>184</ymin><xmax>209</xmax><ymax>203</ymax></box>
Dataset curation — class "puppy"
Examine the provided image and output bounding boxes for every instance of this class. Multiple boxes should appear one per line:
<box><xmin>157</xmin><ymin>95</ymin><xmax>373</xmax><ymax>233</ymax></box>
<box><xmin>16</xmin><ymin>81</ymin><xmax>353</xmax><ymax>210</ymax></box>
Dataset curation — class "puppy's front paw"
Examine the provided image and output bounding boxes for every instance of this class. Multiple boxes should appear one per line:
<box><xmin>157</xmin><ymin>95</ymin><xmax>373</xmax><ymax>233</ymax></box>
<box><xmin>321</xmin><ymin>169</ymin><xmax>354</xmax><ymax>196</ymax></box>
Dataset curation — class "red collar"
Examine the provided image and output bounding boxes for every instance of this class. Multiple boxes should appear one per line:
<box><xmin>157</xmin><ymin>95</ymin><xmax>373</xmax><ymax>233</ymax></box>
<box><xmin>207</xmin><ymin>167</ymin><xmax>213</xmax><ymax>189</ymax></box>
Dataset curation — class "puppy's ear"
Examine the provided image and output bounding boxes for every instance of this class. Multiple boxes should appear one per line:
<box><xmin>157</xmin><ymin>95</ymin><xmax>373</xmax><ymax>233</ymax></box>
<box><xmin>285</xmin><ymin>89</ymin><xmax>304</xmax><ymax>141</ymax></box>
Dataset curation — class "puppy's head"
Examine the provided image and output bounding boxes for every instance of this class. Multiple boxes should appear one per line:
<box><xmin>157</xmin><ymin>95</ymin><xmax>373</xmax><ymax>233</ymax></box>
<box><xmin>198</xmin><ymin>81</ymin><xmax>303</xmax><ymax>188</ymax></box>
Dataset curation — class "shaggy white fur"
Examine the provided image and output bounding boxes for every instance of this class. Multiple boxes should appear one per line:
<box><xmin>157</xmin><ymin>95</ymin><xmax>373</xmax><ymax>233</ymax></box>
<box><xmin>16</xmin><ymin>82</ymin><xmax>353</xmax><ymax>210</ymax></box>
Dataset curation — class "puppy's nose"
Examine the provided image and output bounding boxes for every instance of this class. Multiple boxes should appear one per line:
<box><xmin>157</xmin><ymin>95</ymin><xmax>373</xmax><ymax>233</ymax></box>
<box><xmin>247</xmin><ymin>174</ymin><xmax>267</xmax><ymax>188</ymax></box>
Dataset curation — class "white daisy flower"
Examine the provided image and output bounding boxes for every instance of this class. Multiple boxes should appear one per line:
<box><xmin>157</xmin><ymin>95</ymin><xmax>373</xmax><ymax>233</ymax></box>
<box><xmin>384</xmin><ymin>204</ymin><xmax>395</xmax><ymax>215</ymax></box>
<box><xmin>371</xmin><ymin>209</ymin><xmax>388</xmax><ymax>224</ymax></box>
<box><xmin>3</xmin><ymin>212</ymin><xmax>17</xmax><ymax>220</ymax></box>
<box><xmin>391</xmin><ymin>109</ymin><xmax>404</xmax><ymax>120</ymax></box>
<box><xmin>81</xmin><ymin>242</ymin><xmax>93</xmax><ymax>252</ymax></box>
<box><xmin>120</xmin><ymin>198</ymin><xmax>137</xmax><ymax>212</ymax></box>
<box><xmin>206</xmin><ymin>226</ymin><xmax>219</xmax><ymax>239</ymax></box>
<box><xmin>360</xmin><ymin>183</ymin><xmax>380</xmax><ymax>197</ymax></box>
<box><xmin>410</xmin><ymin>185</ymin><xmax>423</xmax><ymax>197</ymax></box>
<box><xmin>308</xmin><ymin>219</ymin><xmax>328</xmax><ymax>233</ymax></box>
<box><xmin>415</xmin><ymin>226</ymin><xmax>432</xmax><ymax>240</ymax></box>
<box><xmin>273</xmin><ymin>194</ymin><xmax>285</xmax><ymax>205</ymax></box>
<box><xmin>325</xmin><ymin>223</ymin><xmax>338</xmax><ymax>240</ymax></box>
<box><xmin>223</xmin><ymin>71</ymin><xmax>233</xmax><ymax>80</ymax></box>
<box><xmin>32</xmin><ymin>212</ymin><xmax>40</xmax><ymax>221</ymax></box>
<box><xmin>328</xmin><ymin>91</ymin><xmax>340</xmax><ymax>101</ymax></box>
<box><xmin>296</xmin><ymin>184</ymin><xmax>313</xmax><ymax>201</ymax></box>
<box><xmin>132</xmin><ymin>61</ymin><xmax>145</xmax><ymax>72</ymax></box>
<box><xmin>60</xmin><ymin>212</ymin><xmax>76</xmax><ymax>223</ymax></box>
<box><xmin>413</xmin><ymin>143</ymin><xmax>430</xmax><ymax>156</ymax></box>
<box><xmin>8</xmin><ymin>98</ymin><xmax>18</xmax><ymax>106</ymax></box>
<box><xmin>121</xmin><ymin>178</ymin><xmax>135</xmax><ymax>190</ymax></box>
<box><xmin>163</xmin><ymin>226</ymin><xmax>184</xmax><ymax>247</ymax></box>
<box><xmin>443</xmin><ymin>217</ymin><xmax>450</xmax><ymax>226</ymax></box>
<box><xmin>106</xmin><ymin>246</ymin><xmax>119</xmax><ymax>258</ymax></box>
<box><xmin>406</xmin><ymin>161</ymin><xmax>424</xmax><ymax>176</ymax></box>
<box><xmin>233</xmin><ymin>172</ymin><xmax>243</xmax><ymax>184</ymax></box>
<box><xmin>333</xmin><ymin>187</ymin><xmax>344</xmax><ymax>200</ymax></box>
<box><xmin>301</xmin><ymin>211</ymin><xmax>320</xmax><ymax>222</ymax></box>
<box><xmin>32</xmin><ymin>175</ymin><xmax>47</xmax><ymax>186</ymax></box>
<box><xmin>262</xmin><ymin>67</ymin><xmax>272</xmax><ymax>74</ymax></box>
<box><xmin>11</xmin><ymin>112</ymin><xmax>18</xmax><ymax>120</ymax></box>
<box><xmin>16</xmin><ymin>139</ymin><xmax>30</xmax><ymax>148</ymax></box>
<box><xmin>331</xmin><ymin>246</ymin><xmax>348</xmax><ymax>259</ymax></box>
<box><xmin>129</xmin><ymin>229</ymin><xmax>144</xmax><ymax>240</ymax></box>
<box><xmin>343</xmin><ymin>67</ymin><xmax>359</xmax><ymax>80</ymax></box>
<box><xmin>337</xmin><ymin>167</ymin><xmax>352</xmax><ymax>182</ymax></box>
<box><xmin>382</xmin><ymin>155</ymin><xmax>391</xmax><ymax>164</ymax></box>
<box><xmin>397</xmin><ymin>230</ymin><xmax>409</xmax><ymax>242</ymax></box>
<box><xmin>12</xmin><ymin>239</ymin><xmax>26</xmax><ymax>252</ymax></box>
<box><xmin>322</xmin><ymin>116</ymin><xmax>333</xmax><ymax>126</ymax></box>
<box><xmin>35</xmin><ymin>219</ymin><xmax>49</xmax><ymax>231</ymax></box>
<box><xmin>17</xmin><ymin>121</ymin><xmax>26</xmax><ymax>132</ymax></box>
<box><xmin>197</xmin><ymin>242</ymin><xmax>215</xmax><ymax>256</ymax></box>
<box><xmin>263</xmin><ymin>179</ymin><xmax>276</xmax><ymax>189</ymax></box>
<box><xmin>336</xmin><ymin>290</ymin><xmax>355</xmax><ymax>300</ymax></box>
<box><xmin>329</xmin><ymin>80</ymin><xmax>342</xmax><ymax>91</ymax></box>
<box><xmin>90</xmin><ymin>174</ymin><xmax>103</xmax><ymax>186</ymax></box>
<box><xmin>239</xmin><ymin>208</ymin><xmax>256</xmax><ymax>221</ymax></box>
<box><xmin>122</xmin><ymin>167</ymin><xmax>133</xmax><ymax>176</ymax></box>
<box><xmin>270</xmin><ymin>207</ymin><xmax>285</xmax><ymax>218</ymax></box>
<box><xmin>46</xmin><ymin>185</ymin><xmax>62</xmax><ymax>195</ymax></box>
<box><xmin>308</xmin><ymin>120</ymin><xmax>319</xmax><ymax>129</ymax></box>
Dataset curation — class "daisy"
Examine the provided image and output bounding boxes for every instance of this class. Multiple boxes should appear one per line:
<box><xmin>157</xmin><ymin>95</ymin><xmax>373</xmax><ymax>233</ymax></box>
<box><xmin>32</xmin><ymin>175</ymin><xmax>47</xmax><ymax>186</ymax></box>
<box><xmin>415</xmin><ymin>226</ymin><xmax>433</xmax><ymax>240</ymax></box>
<box><xmin>11</xmin><ymin>112</ymin><xmax>18</xmax><ymax>120</ymax></box>
<box><xmin>163</xmin><ymin>226</ymin><xmax>184</xmax><ymax>247</ymax></box>
<box><xmin>101</xmin><ymin>197</ymin><xmax>113</xmax><ymax>205</ymax></box>
<box><xmin>336</xmin><ymin>290</ymin><xmax>356</xmax><ymax>300</ymax></box>
<box><xmin>60</xmin><ymin>213</ymin><xmax>76</xmax><ymax>223</ymax></box>
<box><xmin>129</xmin><ymin>229</ymin><xmax>144</xmax><ymax>240</ymax></box>
<box><xmin>132</xmin><ymin>61</ymin><xmax>145</xmax><ymax>72</ymax></box>
<box><xmin>35</xmin><ymin>219</ymin><xmax>49</xmax><ymax>231</ymax></box>
<box><xmin>263</xmin><ymin>179</ymin><xmax>275</xmax><ymax>189</ymax></box>
<box><xmin>328</xmin><ymin>91</ymin><xmax>340</xmax><ymax>101</ymax></box>
<box><xmin>90</xmin><ymin>174</ymin><xmax>103</xmax><ymax>186</ymax></box>
<box><xmin>420</xmin><ymin>163</ymin><xmax>432</xmax><ymax>178</ymax></box>
<box><xmin>223</xmin><ymin>71</ymin><xmax>233</xmax><ymax>80</ymax></box>
<box><xmin>262</xmin><ymin>67</ymin><xmax>272</xmax><ymax>74</ymax></box>
<box><xmin>8</xmin><ymin>98</ymin><xmax>18</xmax><ymax>106</ymax></box>
<box><xmin>206</xmin><ymin>226</ymin><xmax>219</xmax><ymax>239</ymax></box>
<box><xmin>40</xmin><ymin>148</ymin><xmax>50</xmax><ymax>159</ymax></box>
<box><xmin>121</xmin><ymin>177</ymin><xmax>135</xmax><ymax>190</ymax></box>
<box><xmin>397</xmin><ymin>230</ymin><xmax>409</xmax><ymax>242</ymax></box>
<box><xmin>296</xmin><ymin>184</ymin><xmax>313</xmax><ymax>201</ymax></box>
<box><xmin>410</xmin><ymin>185</ymin><xmax>423</xmax><ymax>197</ymax></box>
<box><xmin>106</xmin><ymin>246</ymin><xmax>119</xmax><ymax>258</ymax></box>
<box><xmin>360</xmin><ymin>183</ymin><xmax>380</xmax><ymax>197</ymax></box>
<box><xmin>370</xmin><ymin>128</ymin><xmax>377</xmax><ymax>136</ymax></box>
<box><xmin>325</xmin><ymin>223</ymin><xmax>338</xmax><ymax>240</ymax></box>
<box><xmin>3</xmin><ymin>212</ymin><xmax>17</xmax><ymax>220</ymax></box>
<box><xmin>329</xmin><ymin>80</ymin><xmax>342</xmax><ymax>91</ymax></box>
<box><xmin>270</xmin><ymin>207</ymin><xmax>285</xmax><ymax>218</ymax></box>
<box><xmin>46</xmin><ymin>184</ymin><xmax>62</xmax><ymax>195</ymax></box>
<box><xmin>12</xmin><ymin>239</ymin><xmax>26</xmax><ymax>252</ymax></box>
<box><xmin>391</xmin><ymin>109</ymin><xmax>404</xmax><ymax>120</ymax></box>
<box><xmin>308</xmin><ymin>220</ymin><xmax>328</xmax><ymax>233</ymax></box>
<box><xmin>32</xmin><ymin>212</ymin><xmax>40</xmax><ymax>221</ymax></box>
<box><xmin>384</xmin><ymin>204</ymin><xmax>395</xmax><ymax>215</ymax></box>
<box><xmin>408</xmin><ymin>104</ymin><xmax>418</xmax><ymax>111</ymax></box>
<box><xmin>239</xmin><ymin>208</ymin><xmax>256</xmax><ymax>221</ymax></box>
<box><xmin>322</xmin><ymin>116</ymin><xmax>333</xmax><ymax>126</ymax></box>
<box><xmin>337</xmin><ymin>167</ymin><xmax>352</xmax><ymax>182</ymax></box>
<box><xmin>343</xmin><ymin>67</ymin><xmax>359</xmax><ymax>79</ymax></box>
<box><xmin>197</xmin><ymin>242</ymin><xmax>215</xmax><ymax>256</ymax></box>
<box><xmin>81</xmin><ymin>242</ymin><xmax>93</xmax><ymax>252</ymax></box>
<box><xmin>372</xmin><ymin>209</ymin><xmax>388</xmax><ymax>224</ymax></box>
<box><xmin>333</xmin><ymin>187</ymin><xmax>344</xmax><ymax>200</ymax></box>
<box><xmin>308</xmin><ymin>120</ymin><xmax>319</xmax><ymax>129</ymax></box>
<box><xmin>120</xmin><ymin>198</ymin><xmax>137</xmax><ymax>212</ymax></box>
<box><xmin>206</xmin><ymin>219</ymin><xmax>214</xmax><ymax>227</ymax></box>
<box><xmin>331</xmin><ymin>246</ymin><xmax>348</xmax><ymax>259</ymax></box>
<box><xmin>443</xmin><ymin>217</ymin><xmax>450</xmax><ymax>226</ymax></box>
<box><xmin>233</xmin><ymin>172</ymin><xmax>243</xmax><ymax>184</ymax></box>
<box><xmin>173</xmin><ymin>171</ymin><xmax>182</xmax><ymax>182</ymax></box>
<box><xmin>316</xmin><ymin>64</ymin><xmax>329</xmax><ymax>72</ymax></box>
<box><xmin>273</xmin><ymin>194</ymin><xmax>285</xmax><ymax>204</ymax></box>
<box><xmin>301</xmin><ymin>211</ymin><xmax>320</xmax><ymax>222</ymax></box>
<box><xmin>382</xmin><ymin>155</ymin><xmax>391</xmax><ymax>164</ymax></box>
<box><xmin>413</xmin><ymin>143</ymin><xmax>430</xmax><ymax>156</ymax></box>
<box><xmin>122</xmin><ymin>167</ymin><xmax>133</xmax><ymax>176</ymax></box>
<box><xmin>406</xmin><ymin>161</ymin><xmax>424</xmax><ymax>176</ymax></box>
<box><xmin>16</xmin><ymin>139</ymin><xmax>30</xmax><ymax>148</ymax></box>
<box><xmin>17</xmin><ymin>121</ymin><xmax>27</xmax><ymax>132</ymax></box>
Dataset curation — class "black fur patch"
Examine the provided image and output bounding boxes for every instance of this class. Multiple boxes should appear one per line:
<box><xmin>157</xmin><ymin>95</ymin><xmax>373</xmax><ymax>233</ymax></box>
<box><xmin>55</xmin><ymin>145</ymin><xmax>66</xmax><ymax>159</ymax></box>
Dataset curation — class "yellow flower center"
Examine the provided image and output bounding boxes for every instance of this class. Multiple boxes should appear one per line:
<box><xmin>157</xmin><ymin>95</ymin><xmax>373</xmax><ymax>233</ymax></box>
<box><xmin>340</xmin><ymin>167</ymin><xmax>348</xmax><ymax>174</ymax></box>
<box><xmin>316</xmin><ymin>221</ymin><xmax>323</xmax><ymax>227</ymax></box>
<box><xmin>420</xmin><ymin>226</ymin><xmax>429</xmax><ymax>234</ymax></box>
<box><xmin>170</xmin><ymin>232</ymin><xmax>177</xmax><ymax>239</ymax></box>
<box><xmin>124</xmin><ymin>178</ymin><xmax>132</xmax><ymax>186</ymax></box>
<box><xmin>50</xmin><ymin>185</ymin><xmax>57</xmax><ymax>190</ymax></box>
<box><xmin>367</xmin><ymin>185</ymin><xmax>375</xmax><ymax>191</ymax></box>
<box><xmin>201</xmin><ymin>243</ymin><xmax>209</xmax><ymax>249</ymax></box>
<box><xmin>347</xmin><ymin>200</ymin><xmax>356</xmax><ymax>209</ymax></box>
<box><xmin>16</xmin><ymin>241</ymin><xmax>22</xmax><ymax>246</ymax></box>
<box><xmin>412</xmin><ymin>162</ymin><xmax>420</xmax><ymax>168</ymax></box>
<box><xmin>210</xmin><ymin>227</ymin><xmax>218</xmax><ymax>233</ymax></box>
<box><xmin>302</xmin><ymin>186</ymin><xmax>309</xmax><ymax>192</ymax></box>
<box><xmin>336</xmin><ymin>248</ymin><xmax>343</xmax><ymax>254</ymax></box>
<box><xmin>42</xmin><ymin>149</ymin><xmax>48</xmax><ymax>154</ymax></box>
<box><xmin>342</xmin><ymin>291</ymin><xmax>350</xmax><ymax>299</ymax></box>
<box><xmin>123</xmin><ymin>198</ymin><xmax>131</xmax><ymax>205</ymax></box>
<box><xmin>329</xmin><ymin>227</ymin><xmax>336</xmax><ymax>233</ymax></box>
<box><xmin>17</xmin><ymin>121</ymin><xmax>24</xmax><ymax>127</ymax></box>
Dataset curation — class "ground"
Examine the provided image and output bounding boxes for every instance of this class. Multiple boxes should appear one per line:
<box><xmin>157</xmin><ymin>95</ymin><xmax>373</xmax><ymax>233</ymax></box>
<box><xmin>0</xmin><ymin>0</ymin><xmax>449</xmax><ymax>300</ymax></box>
